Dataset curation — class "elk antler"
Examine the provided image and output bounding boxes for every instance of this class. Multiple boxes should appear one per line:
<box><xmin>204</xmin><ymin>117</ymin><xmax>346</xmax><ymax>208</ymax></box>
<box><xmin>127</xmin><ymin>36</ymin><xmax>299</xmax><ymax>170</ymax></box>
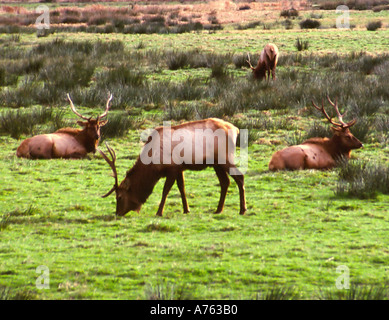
<box><xmin>246</xmin><ymin>53</ymin><xmax>255</xmax><ymax>70</ymax></box>
<box><xmin>67</xmin><ymin>92</ymin><xmax>113</xmax><ymax>121</ymax></box>
<box><xmin>312</xmin><ymin>96</ymin><xmax>356</xmax><ymax>129</ymax></box>
<box><xmin>98</xmin><ymin>142</ymin><xmax>118</xmax><ymax>198</ymax></box>
<box><xmin>326</xmin><ymin>95</ymin><xmax>356</xmax><ymax>128</ymax></box>
<box><xmin>98</xmin><ymin>92</ymin><xmax>113</xmax><ymax>120</ymax></box>
<box><xmin>67</xmin><ymin>93</ymin><xmax>89</xmax><ymax>120</ymax></box>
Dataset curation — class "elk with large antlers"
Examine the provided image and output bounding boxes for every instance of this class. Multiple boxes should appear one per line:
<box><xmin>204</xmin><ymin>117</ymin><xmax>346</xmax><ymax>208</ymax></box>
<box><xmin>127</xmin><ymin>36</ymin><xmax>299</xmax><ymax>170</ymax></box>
<box><xmin>16</xmin><ymin>93</ymin><xmax>112</xmax><ymax>159</ymax></box>
<box><xmin>98</xmin><ymin>118</ymin><xmax>247</xmax><ymax>217</ymax></box>
<box><xmin>247</xmin><ymin>43</ymin><xmax>279</xmax><ymax>81</ymax></box>
<box><xmin>269</xmin><ymin>96</ymin><xmax>363</xmax><ymax>171</ymax></box>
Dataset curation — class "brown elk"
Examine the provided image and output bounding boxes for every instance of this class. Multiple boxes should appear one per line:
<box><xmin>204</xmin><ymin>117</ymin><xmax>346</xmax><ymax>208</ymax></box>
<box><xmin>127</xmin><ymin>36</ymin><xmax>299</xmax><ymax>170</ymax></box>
<box><xmin>247</xmin><ymin>43</ymin><xmax>279</xmax><ymax>80</ymax></box>
<box><xmin>98</xmin><ymin>118</ymin><xmax>247</xmax><ymax>217</ymax></box>
<box><xmin>269</xmin><ymin>96</ymin><xmax>363</xmax><ymax>171</ymax></box>
<box><xmin>16</xmin><ymin>94</ymin><xmax>112</xmax><ymax>159</ymax></box>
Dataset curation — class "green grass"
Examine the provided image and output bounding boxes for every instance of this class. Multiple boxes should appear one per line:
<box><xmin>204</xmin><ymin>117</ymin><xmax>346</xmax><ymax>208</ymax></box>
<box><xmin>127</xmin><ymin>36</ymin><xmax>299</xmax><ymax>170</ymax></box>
<box><xmin>1</xmin><ymin>136</ymin><xmax>389</xmax><ymax>299</ymax></box>
<box><xmin>1</xmin><ymin>6</ymin><xmax>389</xmax><ymax>300</ymax></box>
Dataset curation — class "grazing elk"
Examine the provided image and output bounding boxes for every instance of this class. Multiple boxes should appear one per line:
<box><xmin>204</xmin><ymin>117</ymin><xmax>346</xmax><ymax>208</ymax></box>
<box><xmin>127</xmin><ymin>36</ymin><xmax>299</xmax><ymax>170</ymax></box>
<box><xmin>269</xmin><ymin>96</ymin><xmax>363</xmax><ymax>171</ymax></box>
<box><xmin>98</xmin><ymin>118</ymin><xmax>247</xmax><ymax>217</ymax></box>
<box><xmin>16</xmin><ymin>94</ymin><xmax>112</xmax><ymax>159</ymax></box>
<box><xmin>247</xmin><ymin>43</ymin><xmax>279</xmax><ymax>81</ymax></box>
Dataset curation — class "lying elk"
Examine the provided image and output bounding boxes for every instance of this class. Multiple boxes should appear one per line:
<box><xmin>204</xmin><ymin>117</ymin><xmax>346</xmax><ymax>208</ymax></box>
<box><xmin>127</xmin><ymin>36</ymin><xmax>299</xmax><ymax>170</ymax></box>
<box><xmin>16</xmin><ymin>94</ymin><xmax>112</xmax><ymax>159</ymax></box>
<box><xmin>98</xmin><ymin>118</ymin><xmax>247</xmax><ymax>217</ymax></box>
<box><xmin>247</xmin><ymin>43</ymin><xmax>279</xmax><ymax>80</ymax></box>
<box><xmin>269</xmin><ymin>96</ymin><xmax>363</xmax><ymax>171</ymax></box>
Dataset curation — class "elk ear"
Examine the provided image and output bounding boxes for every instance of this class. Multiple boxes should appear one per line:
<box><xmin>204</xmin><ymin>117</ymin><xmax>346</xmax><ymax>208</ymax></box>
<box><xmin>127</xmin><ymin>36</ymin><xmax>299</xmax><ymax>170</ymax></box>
<box><xmin>331</xmin><ymin>126</ymin><xmax>343</xmax><ymax>134</ymax></box>
<box><xmin>99</xmin><ymin>119</ymin><xmax>108</xmax><ymax>127</ymax></box>
<box><xmin>77</xmin><ymin>120</ymin><xmax>88</xmax><ymax>127</ymax></box>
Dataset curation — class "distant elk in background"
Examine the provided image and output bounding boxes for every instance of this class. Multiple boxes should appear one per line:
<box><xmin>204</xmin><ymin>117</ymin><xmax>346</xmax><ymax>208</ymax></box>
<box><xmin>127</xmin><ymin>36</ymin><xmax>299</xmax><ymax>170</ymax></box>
<box><xmin>269</xmin><ymin>96</ymin><xmax>363</xmax><ymax>171</ymax></box>
<box><xmin>247</xmin><ymin>43</ymin><xmax>279</xmax><ymax>81</ymax></box>
<box><xmin>16</xmin><ymin>94</ymin><xmax>112</xmax><ymax>159</ymax></box>
<box><xmin>99</xmin><ymin>118</ymin><xmax>247</xmax><ymax>217</ymax></box>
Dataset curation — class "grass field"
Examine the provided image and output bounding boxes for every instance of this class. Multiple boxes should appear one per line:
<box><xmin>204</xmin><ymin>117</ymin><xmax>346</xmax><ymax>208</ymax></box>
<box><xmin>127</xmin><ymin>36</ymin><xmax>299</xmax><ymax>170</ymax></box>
<box><xmin>1</xmin><ymin>1</ymin><xmax>389</xmax><ymax>300</ymax></box>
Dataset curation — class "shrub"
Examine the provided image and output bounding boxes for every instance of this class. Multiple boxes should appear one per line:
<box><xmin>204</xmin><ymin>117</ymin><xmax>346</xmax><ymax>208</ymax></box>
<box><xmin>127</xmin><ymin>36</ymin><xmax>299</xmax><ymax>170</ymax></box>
<box><xmin>235</xmin><ymin>20</ymin><xmax>262</xmax><ymax>30</ymax></box>
<box><xmin>144</xmin><ymin>280</ymin><xmax>194</xmax><ymax>300</ymax></box>
<box><xmin>232</xmin><ymin>53</ymin><xmax>249</xmax><ymax>69</ymax></box>
<box><xmin>318</xmin><ymin>284</ymin><xmax>389</xmax><ymax>300</ymax></box>
<box><xmin>0</xmin><ymin>67</ymin><xmax>18</xmax><ymax>86</ymax></box>
<box><xmin>366</xmin><ymin>20</ymin><xmax>382</xmax><ymax>31</ymax></box>
<box><xmin>0</xmin><ymin>106</ymin><xmax>61</xmax><ymax>139</ymax></box>
<box><xmin>299</xmin><ymin>19</ymin><xmax>321</xmax><ymax>29</ymax></box>
<box><xmin>295</xmin><ymin>38</ymin><xmax>309</xmax><ymax>51</ymax></box>
<box><xmin>305</xmin><ymin>121</ymin><xmax>332</xmax><ymax>139</ymax></box>
<box><xmin>336</xmin><ymin>159</ymin><xmax>389</xmax><ymax>199</ymax></box>
<box><xmin>372</xmin><ymin>4</ymin><xmax>389</xmax><ymax>12</ymax></box>
<box><xmin>282</xmin><ymin>19</ymin><xmax>294</xmax><ymax>30</ymax></box>
<box><xmin>96</xmin><ymin>67</ymin><xmax>145</xmax><ymax>87</ymax></box>
<box><xmin>210</xmin><ymin>62</ymin><xmax>230</xmax><ymax>79</ymax></box>
<box><xmin>39</xmin><ymin>57</ymin><xmax>95</xmax><ymax>90</ymax></box>
<box><xmin>164</xmin><ymin>101</ymin><xmax>196</xmax><ymax>121</ymax></box>
<box><xmin>374</xmin><ymin>115</ymin><xmax>389</xmax><ymax>145</ymax></box>
<box><xmin>238</xmin><ymin>4</ymin><xmax>251</xmax><ymax>10</ymax></box>
<box><xmin>255</xmin><ymin>286</ymin><xmax>300</xmax><ymax>300</ymax></box>
<box><xmin>100</xmin><ymin>112</ymin><xmax>144</xmax><ymax>141</ymax></box>
<box><xmin>0</xmin><ymin>78</ymin><xmax>39</xmax><ymax>108</ymax></box>
<box><xmin>280</xmin><ymin>8</ymin><xmax>299</xmax><ymax>18</ymax></box>
<box><xmin>166</xmin><ymin>50</ymin><xmax>190</xmax><ymax>70</ymax></box>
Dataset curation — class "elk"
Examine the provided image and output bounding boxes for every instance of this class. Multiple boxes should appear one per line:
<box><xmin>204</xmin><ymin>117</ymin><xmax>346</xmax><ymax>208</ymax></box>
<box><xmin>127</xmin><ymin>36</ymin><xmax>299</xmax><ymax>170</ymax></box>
<box><xmin>268</xmin><ymin>96</ymin><xmax>363</xmax><ymax>171</ymax></box>
<box><xmin>16</xmin><ymin>94</ymin><xmax>112</xmax><ymax>159</ymax></box>
<box><xmin>247</xmin><ymin>43</ymin><xmax>279</xmax><ymax>81</ymax></box>
<box><xmin>98</xmin><ymin>118</ymin><xmax>247</xmax><ymax>217</ymax></box>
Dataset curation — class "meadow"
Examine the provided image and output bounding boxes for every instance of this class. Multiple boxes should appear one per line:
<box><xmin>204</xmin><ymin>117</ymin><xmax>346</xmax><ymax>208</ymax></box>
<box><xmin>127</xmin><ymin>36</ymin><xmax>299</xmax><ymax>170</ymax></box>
<box><xmin>1</xmin><ymin>1</ymin><xmax>389</xmax><ymax>300</ymax></box>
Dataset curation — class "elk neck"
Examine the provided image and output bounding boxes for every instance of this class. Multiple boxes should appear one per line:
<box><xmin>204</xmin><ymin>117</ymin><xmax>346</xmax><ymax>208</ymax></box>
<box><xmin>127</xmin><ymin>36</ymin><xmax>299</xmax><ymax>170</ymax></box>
<box><xmin>76</xmin><ymin>128</ymin><xmax>99</xmax><ymax>153</ymax></box>
<box><xmin>124</xmin><ymin>158</ymin><xmax>164</xmax><ymax>204</ymax></box>
<box><xmin>327</xmin><ymin>134</ymin><xmax>352</xmax><ymax>159</ymax></box>
<box><xmin>252</xmin><ymin>62</ymin><xmax>267</xmax><ymax>79</ymax></box>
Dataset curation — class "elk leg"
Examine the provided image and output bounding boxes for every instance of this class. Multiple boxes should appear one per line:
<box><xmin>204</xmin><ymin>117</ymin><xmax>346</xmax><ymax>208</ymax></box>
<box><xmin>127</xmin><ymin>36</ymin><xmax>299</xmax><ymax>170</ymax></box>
<box><xmin>176</xmin><ymin>171</ymin><xmax>190</xmax><ymax>214</ymax></box>
<box><xmin>227</xmin><ymin>165</ymin><xmax>247</xmax><ymax>215</ymax></box>
<box><xmin>214</xmin><ymin>165</ymin><xmax>230</xmax><ymax>214</ymax></box>
<box><xmin>156</xmin><ymin>175</ymin><xmax>176</xmax><ymax>217</ymax></box>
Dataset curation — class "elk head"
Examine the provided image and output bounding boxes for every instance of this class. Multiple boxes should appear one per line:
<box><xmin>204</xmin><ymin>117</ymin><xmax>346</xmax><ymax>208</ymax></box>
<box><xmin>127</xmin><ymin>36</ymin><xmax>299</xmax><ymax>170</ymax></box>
<box><xmin>246</xmin><ymin>53</ymin><xmax>266</xmax><ymax>80</ymax></box>
<box><xmin>98</xmin><ymin>142</ymin><xmax>142</xmax><ymax>216</ymax></box>
<box><xmin>312</xmin><ymin>96</ymin><xmax>363</xmax><ymax>151</ymax></box>
<box><xmin>67</xmin><ymin>93</ymin><xmax>112</xmax><ymax>142</ymax></box>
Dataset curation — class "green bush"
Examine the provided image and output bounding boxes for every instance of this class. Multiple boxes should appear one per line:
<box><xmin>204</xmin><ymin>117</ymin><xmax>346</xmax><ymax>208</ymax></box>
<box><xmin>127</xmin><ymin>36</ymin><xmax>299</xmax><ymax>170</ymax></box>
<box><xmin>295</xmin><ymin>38</ymin><xmax>309</xmax><ymax>51</ymax></box>
<box><xmin>280</xmin><ymin>8</ymin><xmax>299</xmax><ymax>18</ymax></box>
<box><xmin>299</xmin><ymin>19</ymin><xmax>321</xmax><ymax>29</ymax></box>
<box><xmin>101</xmin><ymin>112</ymin><xmax>144</xmax><ymax>141</ymax></box>
<box><xmin>336</xmin><ymin>159</ymin><xmax>389</xmax><ymax>199</ymax></box>
<box><xmin>0</xmin><ymin>106</ymin><xmax>63</xmax><ymax>139</ymax></box>
<box><xmin>366</xmin><ymin>20</ymin><xmax>382</xmax><ymax>31</ymax></box>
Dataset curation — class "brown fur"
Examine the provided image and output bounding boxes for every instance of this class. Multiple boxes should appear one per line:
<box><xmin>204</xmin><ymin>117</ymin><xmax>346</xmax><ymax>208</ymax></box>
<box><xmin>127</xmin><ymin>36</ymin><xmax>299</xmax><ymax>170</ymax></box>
<box><xmin>16</xmin><ymin>95</ymin><xmax>111</xmax><ymax>159</ymax></box>
<box><xmin>100</xmin><ymin>118</ymin><xmax>247</xmax><ymax>217</ymax></box>
<box><xmin>269</xmin><ymin>98</ymin><xmax>364</xmax><ymax>171</ymax></box>
<box><xmin>16</xmin><ymin>120</ymin><xmax>107</xmax><ymax>159</ymax></box>
<box><xmin>249</xmin><ymin>43</ymin><xmax>279</xmax><ymax>80</ymax></box>
<box><xmin>269</xmin><ymin>126</ymin><xmax>363</xmax><ymax>171</ymax></box>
